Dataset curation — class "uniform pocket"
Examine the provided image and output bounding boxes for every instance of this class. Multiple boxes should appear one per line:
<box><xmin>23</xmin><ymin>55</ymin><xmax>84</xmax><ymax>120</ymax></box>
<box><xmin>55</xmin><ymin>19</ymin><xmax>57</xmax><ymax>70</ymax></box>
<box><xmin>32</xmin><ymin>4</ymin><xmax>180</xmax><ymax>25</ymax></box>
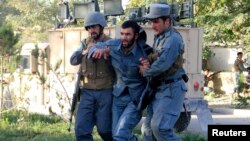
<box><xmin>127</xmin><ymin>66</ymin><xmax>140</xmax><ymax>78</ymax></box>
<box><xmin>155</xmin><ymin>85</ymin><xmax>172</xmax><ymax>99</ymax></box>
<box><xmin>170</xmin><ymin>80</ymin><xmax>187</xmax><ymax>92</ymax></box>
<box><xmin>96</xmin><ymin>71</ymin><xmax>107</xmax><ymax>78</ymax></box>
<box><xmin>158</xmin><ymin>113</ymin><xmax>178</xmax><ymax>131</ymax></box>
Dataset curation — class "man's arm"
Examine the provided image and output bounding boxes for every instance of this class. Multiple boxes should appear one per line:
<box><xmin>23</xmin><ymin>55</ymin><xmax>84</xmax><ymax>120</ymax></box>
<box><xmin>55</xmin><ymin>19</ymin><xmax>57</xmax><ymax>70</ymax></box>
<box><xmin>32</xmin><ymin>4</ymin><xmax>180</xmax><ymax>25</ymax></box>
<box><xmin>238</xmin><ymin>61</ymin><xmax>248</xmax><ymax>72</ymax></box>
<box><xmin>70</xmin><ymin>41</ymin><xmax>85</xmax><ymax>65</ymax></box>
<box><xmin>88</xmin><ymin>39</ymin><xmax>121</xmax><ymax>59</ymax></box>
<box><xmin>142</xmin><ymin>37</ymin><xmax>182</xmax><ymax>77</ymax></box>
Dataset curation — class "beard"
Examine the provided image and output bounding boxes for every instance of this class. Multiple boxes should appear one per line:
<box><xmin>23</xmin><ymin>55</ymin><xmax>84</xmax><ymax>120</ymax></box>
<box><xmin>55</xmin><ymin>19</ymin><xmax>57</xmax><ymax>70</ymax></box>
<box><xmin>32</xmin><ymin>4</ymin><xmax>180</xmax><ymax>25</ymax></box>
<box><xmin>90</xmin><ymin>32</ymin><xmax>101</xmax><ymax>40</ymax></box>
<box><xmin>122</xmin><ymin>37</ymin><xmax>136</xmax><ymax>48</ymax></box>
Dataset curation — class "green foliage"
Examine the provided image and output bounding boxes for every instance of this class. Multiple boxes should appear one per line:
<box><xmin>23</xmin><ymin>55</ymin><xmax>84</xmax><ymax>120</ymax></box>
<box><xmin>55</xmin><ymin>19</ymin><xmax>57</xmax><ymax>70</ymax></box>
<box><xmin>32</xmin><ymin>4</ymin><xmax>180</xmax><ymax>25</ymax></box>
<box><xmin>235</xmin><ymin>96</ymin><xmax>250</xmax><ymax>109</ymax></box>
<box><xmin>4</xmin><ymin>0</ymin><xmax>60</xmax><ymax>43</ymax></box>
<box><xmin>128</xmin><ymin>0</ymin><xmax>250</xmax><ymax>50</ymax></box>
<box><xmin>1</xmin><ymin>110</ymin><xmax>61</xmax><ymax>124</ymax></box>
<box><xmin>53</xmin><ymin>59</ymin><xmax>63</xmax><ymax>72</ymax></box>
<box><xmin>195</xmin><ymin>0</ymin><xmax>250</xmax><ymax>49</ymax></box>
<box><xmin>0</xmin><ymin>23</ymin><xmax>19</xmax><ymax>74</ymax></box>
<box><xmin>0</xmin><ymin>23</ymin><xmax>19</xmax><ymax>56</ymax></box>
<box><xmin>179</xmin><ymin>131</ymin><xmax>207</xmax><ymax>141</ymax></box>
<box><xmin>36</xmin><ymin>71</ymin><xmax>46</xmax><ymax>84</ymax></box>
<box><xmin>202</xmin><ymin>46</ymin><xmax>213</xmax><ymax>70</ymax></box>
<box><xmin>1</xmin><ymin>0</ymin><xmax>250</xmax><ymax>50</ymax></box>
<box><xmin>202</xmin><ymin>47</ymin><xmax>213</xmax><ymax>60</ymax></box>
<box><xmin>0</xmin><ymin>110</ymin><xmax>74</xmax><ymax>141</ymax></box>
<box><xmin>31</xmin><ymin>45</ymin><xmax>40</xmax><ymax>59</ymax></box>
<box><xmin>238</xmin><ymin>73</ymin><xmax>246</xmax><ymax>93</ymax></box>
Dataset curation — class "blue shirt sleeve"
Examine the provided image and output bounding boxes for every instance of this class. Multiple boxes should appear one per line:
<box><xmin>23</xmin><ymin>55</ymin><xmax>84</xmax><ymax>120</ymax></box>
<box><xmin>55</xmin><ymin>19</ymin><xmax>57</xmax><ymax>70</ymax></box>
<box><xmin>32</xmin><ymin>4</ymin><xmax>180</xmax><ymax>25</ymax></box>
<box><xmin>70</xmin><ymin>41</ymin><xmax>85</xmax><ymax>65</ymax></box>
<box><xmin>88</xmin><ymin>39</ymin><xmax>121</xmax><ymax>59</ymax></box>
<box><xmin>143</xmin><ymin>34</ymin><xmax>183</xmax><ymax>77</ymax></box>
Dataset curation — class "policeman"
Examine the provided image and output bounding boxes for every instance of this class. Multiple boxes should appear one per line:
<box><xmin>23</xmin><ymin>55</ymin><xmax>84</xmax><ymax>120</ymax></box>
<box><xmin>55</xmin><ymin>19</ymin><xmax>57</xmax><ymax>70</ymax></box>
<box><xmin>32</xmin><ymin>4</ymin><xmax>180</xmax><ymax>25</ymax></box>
<box><xmin>89</xmin><ymin>20</ymin><xmax>149</xmax><ymax>141</ymax></box>
<box><xmin>139</xmin><ymin>3</ymin><xmax>187</xmax><ymax>141</ymax></box>
<box><xmin>70</xmin><ymin>12</ymin><xmax>114</xmax><ymax>141</ymax></box>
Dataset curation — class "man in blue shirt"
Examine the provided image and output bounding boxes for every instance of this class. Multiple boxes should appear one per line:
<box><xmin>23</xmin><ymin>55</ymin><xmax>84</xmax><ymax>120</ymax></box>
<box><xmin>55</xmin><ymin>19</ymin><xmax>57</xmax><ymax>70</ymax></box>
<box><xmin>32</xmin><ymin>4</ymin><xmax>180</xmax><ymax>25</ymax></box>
<box><xmin>89</xmin><ymin>20</ymin><xmax>149</xmax><ymax>141</ymax></box>
<box><xmin>139</xmin><ymin>3</ymin><xmax>187</xmax><ymax>141</ymax></box>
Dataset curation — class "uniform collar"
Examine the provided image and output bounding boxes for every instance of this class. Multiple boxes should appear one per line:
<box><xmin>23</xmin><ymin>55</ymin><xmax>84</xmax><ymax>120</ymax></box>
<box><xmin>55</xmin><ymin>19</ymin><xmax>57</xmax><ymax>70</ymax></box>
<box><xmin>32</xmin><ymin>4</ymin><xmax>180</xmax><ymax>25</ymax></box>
<box><xmin>154</xmin><ymin>26</ymin><xmax>172</xmax><ymax>40</ymax></box>
<box><xmin>117</xmin><ymin>41</ymin><xmax>138</xmax><ymax>56</ymax></box>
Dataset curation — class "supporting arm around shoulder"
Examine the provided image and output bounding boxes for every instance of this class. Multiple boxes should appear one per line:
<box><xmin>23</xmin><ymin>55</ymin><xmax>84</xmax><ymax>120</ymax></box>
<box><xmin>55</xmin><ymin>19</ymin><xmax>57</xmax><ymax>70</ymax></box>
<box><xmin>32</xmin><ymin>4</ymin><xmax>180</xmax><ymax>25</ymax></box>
<box><xmin>143</xmin><ymin>36</ymin><xmax>182</xmax><ymax>77</ymax></box>
<box><xmin>87</xmin><ymin>39</ymin><xmax>121</xmax><ymax>59</ymax></box>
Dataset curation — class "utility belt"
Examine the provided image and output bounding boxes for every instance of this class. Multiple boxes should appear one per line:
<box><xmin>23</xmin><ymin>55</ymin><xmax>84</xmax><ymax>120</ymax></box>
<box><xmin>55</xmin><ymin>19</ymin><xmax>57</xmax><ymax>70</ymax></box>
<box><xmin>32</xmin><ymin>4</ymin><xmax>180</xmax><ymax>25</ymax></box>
<box><xmin>150</xmin><ymin>74</ymin><xmax>188</xmax><ymax>89</ymax></box>
<box><xmin>163</xmin><ymin>74</ymin><xmax>189</xmax><ymax>84</ymax></box>
<box><xmin>162</xmin><ymin>77</ymin><xmax>183</xmax><ymax>84</ymax></box>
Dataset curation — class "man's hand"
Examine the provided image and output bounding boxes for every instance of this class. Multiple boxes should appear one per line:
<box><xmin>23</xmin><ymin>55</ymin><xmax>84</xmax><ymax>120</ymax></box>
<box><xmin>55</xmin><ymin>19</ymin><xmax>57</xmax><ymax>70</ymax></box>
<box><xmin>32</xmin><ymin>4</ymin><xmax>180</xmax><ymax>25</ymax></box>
<box><xmin>82</xmin><ymin>42</ymin><xmax>96</xmax><ymax>55</ymax></box>
<box><xmin>139</xmin><ymin>58</ymin><xmax>150</xmax><ymax>74</ymax></box>
<box><xmin>140</xmin><ymin>58</ymin><xmax>150</xmax><ymax>68</ymax></box>
<box><xmin>92</xmin><ymin>49</ymin><xmax>105</xmax><ymax>59</ymax></box>
<box><xmin>103</xmin><ymin>47</ymin><xmax>110</xmax><ymax>60</ymax></box>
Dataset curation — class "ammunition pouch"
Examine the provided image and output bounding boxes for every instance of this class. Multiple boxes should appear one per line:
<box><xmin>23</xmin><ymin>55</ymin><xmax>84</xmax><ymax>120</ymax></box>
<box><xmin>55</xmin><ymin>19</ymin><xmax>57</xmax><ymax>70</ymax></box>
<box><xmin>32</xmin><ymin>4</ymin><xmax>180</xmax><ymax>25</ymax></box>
<box><xmin>147</xmin><ymin>52</ymin><xmax>159</xmax><ymax>64</ymax></box>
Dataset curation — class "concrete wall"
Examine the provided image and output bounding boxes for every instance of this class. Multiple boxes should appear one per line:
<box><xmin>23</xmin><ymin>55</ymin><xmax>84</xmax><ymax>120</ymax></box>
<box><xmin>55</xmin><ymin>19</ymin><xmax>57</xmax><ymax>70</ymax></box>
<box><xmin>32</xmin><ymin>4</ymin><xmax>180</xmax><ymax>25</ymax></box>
<box><xmin>206</xmin><ymin>48</ymin><xmax>248</xmax><ymax>94</ymax></box>
<box><xmin>208</xmin><ymin>48</ymin><xmax>239</xmax><ymax>72</ymax></box>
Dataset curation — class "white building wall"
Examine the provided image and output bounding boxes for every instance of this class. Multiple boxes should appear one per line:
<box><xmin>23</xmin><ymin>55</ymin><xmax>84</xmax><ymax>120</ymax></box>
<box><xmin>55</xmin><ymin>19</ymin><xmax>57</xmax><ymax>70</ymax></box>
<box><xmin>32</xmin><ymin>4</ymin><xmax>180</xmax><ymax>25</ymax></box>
<box><xmin>208</xmin><ymin>48</ymin><xmax>240</xmax><ymax>72</ymax></box>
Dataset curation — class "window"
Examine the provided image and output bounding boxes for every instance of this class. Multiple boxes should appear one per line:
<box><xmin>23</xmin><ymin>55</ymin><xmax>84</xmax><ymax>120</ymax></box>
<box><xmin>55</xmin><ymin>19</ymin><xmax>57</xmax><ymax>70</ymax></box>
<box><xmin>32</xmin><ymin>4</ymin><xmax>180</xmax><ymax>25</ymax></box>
<box><xmin>20</xmin><ymin>55</ymin><xmax>30</xmax><ymax>69</ymax></box>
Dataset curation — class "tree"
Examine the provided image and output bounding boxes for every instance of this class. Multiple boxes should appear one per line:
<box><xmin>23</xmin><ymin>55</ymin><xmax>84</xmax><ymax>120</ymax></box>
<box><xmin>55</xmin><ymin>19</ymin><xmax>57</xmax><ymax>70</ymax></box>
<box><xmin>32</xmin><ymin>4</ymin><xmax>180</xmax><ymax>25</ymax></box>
<box><xmin>4</xmin><ymin>0</ymin><xmax>60</xmax><ymax>44</ymax></box>
<box><xmin>128</xmin><ymin>0</ymin><xmax>250</xmax><ymax>50</ymax></box>
<box><xmin>0</xmin><ymin>24</ymin><xmax>19</xmax><ymax>56</ymax></box>
<box><xmin>195</xmin><ymin>0</ymin><xmax>250</xmax><ymax>50</ymax></box>
<box><xmin>0</xmin><ymin>23</ymin><xmax>19</xmax><ymax>116</ymax></box>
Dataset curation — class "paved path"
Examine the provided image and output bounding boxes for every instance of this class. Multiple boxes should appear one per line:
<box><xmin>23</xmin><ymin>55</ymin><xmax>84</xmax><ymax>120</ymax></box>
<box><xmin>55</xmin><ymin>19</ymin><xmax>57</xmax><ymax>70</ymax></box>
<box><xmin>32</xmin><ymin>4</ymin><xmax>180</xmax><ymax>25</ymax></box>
<box><xmin>186</xmin><ymin>109</ymin><xmax>250</xmax><ymax>136</ymax></box>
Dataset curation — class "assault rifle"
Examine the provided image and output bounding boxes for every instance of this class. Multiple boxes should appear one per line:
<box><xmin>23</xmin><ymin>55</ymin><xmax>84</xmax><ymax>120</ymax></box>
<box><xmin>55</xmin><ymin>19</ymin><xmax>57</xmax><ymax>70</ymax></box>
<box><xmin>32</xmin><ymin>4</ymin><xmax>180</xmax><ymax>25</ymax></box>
<box><xmin>137</xmin><ymin>74</ymin><xmax>189</xmax><ymax>111</ymax></box>
<box><xmin>68</xmin><ymin>70</ymin><xmax>82</xmax><ymax>132</ymax></box>
<box><xmin>137</xmin><ymin>77</ymin><xmax>157</xmax><ymax>111</ymax></box>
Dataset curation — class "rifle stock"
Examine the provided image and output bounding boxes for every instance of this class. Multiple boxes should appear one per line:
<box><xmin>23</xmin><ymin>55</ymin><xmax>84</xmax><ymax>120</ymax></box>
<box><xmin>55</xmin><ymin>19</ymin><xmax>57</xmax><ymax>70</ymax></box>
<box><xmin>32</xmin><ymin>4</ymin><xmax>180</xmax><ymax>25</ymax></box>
<box><xmin>137</xmin><ymin>77</ymin><xmax>157</xmax><ymax>111</ymax></box>
<box><xmin>68</xmin><ymin>71</ymin><xmax>81</xmax><ymax>132</ymax></box>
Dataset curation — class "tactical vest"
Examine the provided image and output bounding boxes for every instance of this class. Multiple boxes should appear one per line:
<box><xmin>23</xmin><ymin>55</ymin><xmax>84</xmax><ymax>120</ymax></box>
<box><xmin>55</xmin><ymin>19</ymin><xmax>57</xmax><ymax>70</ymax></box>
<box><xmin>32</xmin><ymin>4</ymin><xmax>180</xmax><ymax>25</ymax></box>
<box><xmin>152</xmin><ymin>28</ymin><xmax>185</xmax><ymax>77</ymax></box>
<box><xmin>161</xmin><ymin>49</ymin><xmax>184</xmax><ymax>76</ymax></box>
<box><xmin>81</xmin><ymin>35</ymin><xmax>115</xmax><ymax>89</ymax></box>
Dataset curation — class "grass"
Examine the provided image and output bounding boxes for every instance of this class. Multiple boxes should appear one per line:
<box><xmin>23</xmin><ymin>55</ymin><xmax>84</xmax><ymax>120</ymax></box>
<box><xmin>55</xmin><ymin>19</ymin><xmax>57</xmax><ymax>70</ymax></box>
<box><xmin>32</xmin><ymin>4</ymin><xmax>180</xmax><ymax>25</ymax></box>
<box><xmin>0</xmin><ymin>110</ymin><xmax>207</xmax><ymax>141</ymax></box>
<box><xmin>0</xmin><ymin>110</ymin><xmax>75</xmax><ymax>141</ymax></box>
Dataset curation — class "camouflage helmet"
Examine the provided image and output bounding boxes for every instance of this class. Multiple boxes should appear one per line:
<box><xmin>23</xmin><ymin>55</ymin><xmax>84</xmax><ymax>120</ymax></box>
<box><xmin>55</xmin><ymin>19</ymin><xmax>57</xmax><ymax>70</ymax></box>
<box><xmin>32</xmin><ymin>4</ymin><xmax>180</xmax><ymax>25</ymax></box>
<box><xmin>84</xmin><ymin>12</ymin><xmax>107</xmax><ymax>28</ymax></box>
